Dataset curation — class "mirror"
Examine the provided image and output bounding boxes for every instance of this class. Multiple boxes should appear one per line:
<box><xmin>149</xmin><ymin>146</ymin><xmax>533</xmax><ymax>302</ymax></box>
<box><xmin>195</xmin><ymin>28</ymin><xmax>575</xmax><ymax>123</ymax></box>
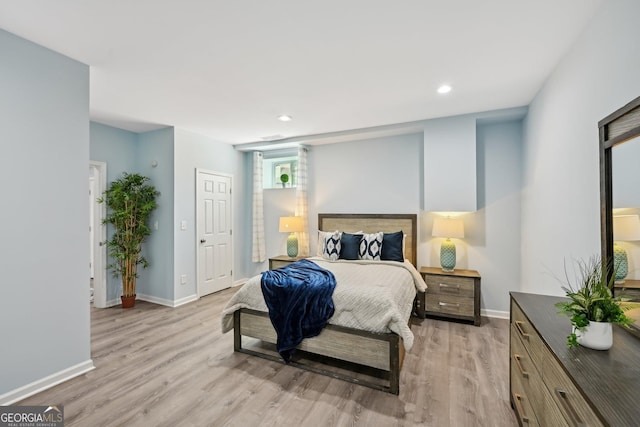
<box><xmin>612</xmin><ymin>138</ymin><xmax>640</xmax><ymax>287</ymax></box>
<box><xmin>600</xmin><ymin>96</ymin><xmax>640</xmax><ymax>333</ymax></box>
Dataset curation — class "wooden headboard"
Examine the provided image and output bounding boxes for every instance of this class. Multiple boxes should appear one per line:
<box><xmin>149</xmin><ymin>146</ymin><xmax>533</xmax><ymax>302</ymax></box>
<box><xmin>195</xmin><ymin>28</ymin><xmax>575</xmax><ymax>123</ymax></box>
<box><xmin>317</xmin><ymin>213</ymin><xmax>418</xmax><ymax>266</ymax></box>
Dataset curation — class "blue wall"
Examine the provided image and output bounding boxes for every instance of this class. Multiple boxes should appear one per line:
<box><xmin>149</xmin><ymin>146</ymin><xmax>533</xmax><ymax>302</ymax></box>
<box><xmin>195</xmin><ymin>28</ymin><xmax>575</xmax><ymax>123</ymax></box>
<box><xmin>173</xmin><ymin>128</ymin><xmax>245</xmax><ymax>300</ymax></box>
<box><xmin>521</xmin><ymin>0</ymin><xmax>640</xmax><ymax>295</ymax></box>
<box><xmin>0</xmin><ymin>29</ymin><xmax>91</xmax><ymax>397</ymax></box>
<box><xmin>90</xmin><ymin>123</ymin><xmax>176</xmax><ymax>303</ymax></box>
<box><xmin>89</xmin><ymin>122</ymin><xmax>138</xmax><ymax>302</ymax></box>
<box><xmin>248</xmin><ymin>124</ymin><xmax>523</xmax><ymax>313</ymax></box>
<box><xmin>137</xmin><ymin>128</ymin><xmax>175</xmax><ymax>301</ymax></box>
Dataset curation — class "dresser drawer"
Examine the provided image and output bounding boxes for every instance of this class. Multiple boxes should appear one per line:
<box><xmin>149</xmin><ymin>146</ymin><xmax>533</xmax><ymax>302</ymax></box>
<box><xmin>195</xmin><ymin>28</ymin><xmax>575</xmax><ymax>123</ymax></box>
<box><xmin>426</xmin><ymin>294</ymin><xmax>474</xmax><ymax>317</ymax></box>
<box><xmin>542</xmin><ymin>386</ymin><xmax>570</xmax><ymax>427</ymax></box>
<box><xmin>424</xmin><ymin>275</ymin><xmax>475</xmax><ymax>298</ymax></box>
<box><xmin>511</xmin><ymin>300</ymin><xmax>543</xmax><ymax>368</ymax></box>
<box><xmin>542</xmin><ymin>346</ymin><xmax>604</xmax><ymax>427</ymax></box>
<box><xmin>510</xmin><ymin>368</ymin><xmax>540</xmax><ymax>427</ymax></box>
<box><xmin>510</xmin><ymin>324</ymin><xmax>542</xmax><ymax>408</ymax></box>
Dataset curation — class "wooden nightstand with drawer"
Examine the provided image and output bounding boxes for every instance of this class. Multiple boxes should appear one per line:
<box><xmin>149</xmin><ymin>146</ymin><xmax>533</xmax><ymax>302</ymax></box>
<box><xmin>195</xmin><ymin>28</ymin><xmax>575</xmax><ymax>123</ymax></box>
<box><xmin>268</xmin><ymin>255</ymin><xmax>305</xmax><ymax>270</ymax></box>
<box><xmin>420</xmin><ymin>267</ymin><xmax>481</xmax><ymax>326</ymax></box>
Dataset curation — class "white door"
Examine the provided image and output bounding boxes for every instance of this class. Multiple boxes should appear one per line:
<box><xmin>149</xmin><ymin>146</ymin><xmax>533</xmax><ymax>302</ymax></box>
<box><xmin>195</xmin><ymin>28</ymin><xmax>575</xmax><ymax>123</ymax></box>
<box><xmin>90</xmin><ymin>161</ymin><xmax>107</xmax><ymax>308</ymax></box>
<box><xmin>197</xmin><ymin>170</ymin><xmax>233</xmax><ymax>296</ymax></box>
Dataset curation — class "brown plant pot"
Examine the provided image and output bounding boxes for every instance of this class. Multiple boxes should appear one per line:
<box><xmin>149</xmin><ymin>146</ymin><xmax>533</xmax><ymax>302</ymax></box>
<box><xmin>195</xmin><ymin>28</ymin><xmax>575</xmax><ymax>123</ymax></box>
<box><xmin>121</xmin><ymin>295</ymin><xmax>136</xmax><ymax>309</ymax></box>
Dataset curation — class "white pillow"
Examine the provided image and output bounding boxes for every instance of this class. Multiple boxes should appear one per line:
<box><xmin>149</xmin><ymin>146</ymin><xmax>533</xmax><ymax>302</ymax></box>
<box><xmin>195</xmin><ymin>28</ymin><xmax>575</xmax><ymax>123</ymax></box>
<box><xmin>358</xmin><ymin>232</ymin><xmax>383</xmax><ymax>260</ymax></box>
<box><xmin>322</xmin><ymin>231</ymin><xmax>342</xmax><ymax>261</ymax></box>
<box><xmin>316</xmin><ymin>230</ymin><xmax>336</xmax><ymax>257</ymax></box>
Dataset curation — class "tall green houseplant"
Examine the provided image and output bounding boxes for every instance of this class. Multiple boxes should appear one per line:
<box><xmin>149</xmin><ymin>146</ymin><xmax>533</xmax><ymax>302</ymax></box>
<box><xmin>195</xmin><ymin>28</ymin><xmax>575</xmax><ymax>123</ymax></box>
<box><xmin>99</xmin><ymin>173</ymin><xmax>158</xmax><ymax>307</ymax></box>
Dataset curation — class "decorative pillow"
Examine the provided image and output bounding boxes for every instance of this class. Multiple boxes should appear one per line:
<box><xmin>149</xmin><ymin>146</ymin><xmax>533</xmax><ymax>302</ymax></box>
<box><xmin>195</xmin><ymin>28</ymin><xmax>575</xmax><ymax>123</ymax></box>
<box><xmin>317</xmin><ymin>230</ymin><xmax>362</xmax><ymax>257</ymax></box>
<box><xmin>358</xmin><ymin>232</ymin><xmax>383</xmax><ymax>260</ymax></box>
<box><xmin>322</xmin><ymin>231</ymin><xmax>342</xmax><ymax>261</ymax></box>
<box><xmin>339</xmin><ymin>232</ymin><xmax>363</xmax><ymax>260</ymax></box>
<box><xmin>381</xmin><ymin>230</ymin><xmax>404</xmax><ymax>262</ymax></box>
<box><xmin>316</xmin><ymin>230</ymin><xmax>333</xmax><ymax>257</ymax></box>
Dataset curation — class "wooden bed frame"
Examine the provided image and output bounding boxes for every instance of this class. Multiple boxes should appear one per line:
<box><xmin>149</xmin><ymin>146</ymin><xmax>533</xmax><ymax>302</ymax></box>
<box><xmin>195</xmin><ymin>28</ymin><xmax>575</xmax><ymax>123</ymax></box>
<box><xmin>233</xmin><ymin>213</ymin><xmax>421</xmax><ymax>394</ymax></box>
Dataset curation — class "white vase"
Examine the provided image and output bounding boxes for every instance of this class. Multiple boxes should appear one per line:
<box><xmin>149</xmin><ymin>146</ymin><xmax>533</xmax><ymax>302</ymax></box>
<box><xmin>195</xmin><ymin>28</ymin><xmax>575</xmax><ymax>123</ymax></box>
<box><xmin>575</xmin><ymin>321</ymin><xmax>613</xmax><ymax>350</ymax></box>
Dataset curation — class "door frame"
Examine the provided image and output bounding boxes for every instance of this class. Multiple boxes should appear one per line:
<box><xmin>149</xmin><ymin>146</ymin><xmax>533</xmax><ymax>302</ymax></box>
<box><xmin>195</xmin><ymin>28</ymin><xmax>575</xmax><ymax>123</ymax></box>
<box><xmin>195</xmin><ymin>168</ymin><xmax>234</xmax><ymax>298</ymax></box>
<box><xmin>90</xmin><ymin>161</ymin><xmax>108</xmax><ymax>308</ymax></box>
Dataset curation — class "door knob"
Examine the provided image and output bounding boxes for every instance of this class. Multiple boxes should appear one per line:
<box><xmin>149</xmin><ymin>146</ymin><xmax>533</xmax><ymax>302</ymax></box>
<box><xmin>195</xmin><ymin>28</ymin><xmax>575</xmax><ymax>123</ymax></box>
<box><xmin>200</xmin><ymin>239</ymin><xmax>206</xmax><ymax>243</ymax></box>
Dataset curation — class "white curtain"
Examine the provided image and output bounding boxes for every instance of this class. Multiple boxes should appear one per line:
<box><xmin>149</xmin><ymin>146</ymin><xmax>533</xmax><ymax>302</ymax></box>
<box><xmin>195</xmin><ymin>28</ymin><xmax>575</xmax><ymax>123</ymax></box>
<box><xmin>295</xmin><ymin>146</ymin><xmax>309</xmax><ymax>256</ymax></box>
<box><xmin>252</xmin><ymin>152</ymin><xmax>266</xmax><ymax>262</ymax></box>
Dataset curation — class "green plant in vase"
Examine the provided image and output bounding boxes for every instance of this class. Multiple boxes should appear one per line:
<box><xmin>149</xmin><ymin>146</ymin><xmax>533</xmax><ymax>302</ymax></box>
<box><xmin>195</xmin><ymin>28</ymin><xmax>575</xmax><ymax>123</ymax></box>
<box><xmin>280</xmin><ymin>173</ymin><xmax>289</xmax><ymax>188</ymax></box>
<box><xmin>98</xmin><ymin>173</ymin><xmax>158</xmax><ymax>308</ymax></box>
<box><xmin>555</xmin><ymin>256</ymin><xmax>633</xmax><ymax>349</ymax></box>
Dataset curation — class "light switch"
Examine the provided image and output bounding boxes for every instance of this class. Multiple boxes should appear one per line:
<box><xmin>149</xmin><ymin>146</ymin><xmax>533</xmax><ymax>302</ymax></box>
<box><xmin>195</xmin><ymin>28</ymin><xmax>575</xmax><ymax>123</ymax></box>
<box><xmin>181</xmin><ymin>220</ymin><xmax>187</xmax><ymax>230</ymax></box>
<box><xmin>154</xmin><ymin>221</ymin><xmax>159</xmax><ymax>230</ymax></box>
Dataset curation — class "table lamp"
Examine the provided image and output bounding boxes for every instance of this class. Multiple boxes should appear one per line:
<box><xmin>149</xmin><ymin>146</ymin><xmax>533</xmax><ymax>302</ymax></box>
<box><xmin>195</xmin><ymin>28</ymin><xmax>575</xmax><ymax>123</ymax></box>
<box><xmin>613</xmin><ymin>214</ymin><xmax>640</xmax><ymax>283</ymax></box>
<box><xmin>279</xmin><ymin>216</ymin><xmax>303</xmax><ymax>257</ymax></box>
<box><xmin>432</xmin><ymin>217</ymin><xmax>464</xmax><ymax>272</ymax></box>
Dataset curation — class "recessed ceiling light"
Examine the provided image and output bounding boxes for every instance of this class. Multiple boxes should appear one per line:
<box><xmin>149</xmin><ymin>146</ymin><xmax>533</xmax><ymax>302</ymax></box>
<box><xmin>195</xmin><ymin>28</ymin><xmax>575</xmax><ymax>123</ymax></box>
<box><xmin>278</xmin><ymin>115</ymin><xmax>292</xmax><ymax>122</ymax></box>
<box><xmin>437</xmin><ymin>85</ymin><xmax>452</xmax><ymax>94</ymax></box>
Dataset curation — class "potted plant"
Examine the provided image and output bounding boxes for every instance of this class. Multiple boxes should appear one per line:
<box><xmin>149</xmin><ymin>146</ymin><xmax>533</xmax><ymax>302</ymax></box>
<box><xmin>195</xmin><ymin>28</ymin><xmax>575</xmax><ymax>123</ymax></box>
<box><xmin>555</xmin><ymin>256</ymin><xmax>633</xmax><ymax>349</ymax></box>
<box><xmin>99</xmin><ymin>173</ymin><xmax>158</xmax><ymax>308</ymax></box>
<box><xmin>280</xmin><ymin>173</ymin><xmax>289</xmax><ymax>188</ymax></box>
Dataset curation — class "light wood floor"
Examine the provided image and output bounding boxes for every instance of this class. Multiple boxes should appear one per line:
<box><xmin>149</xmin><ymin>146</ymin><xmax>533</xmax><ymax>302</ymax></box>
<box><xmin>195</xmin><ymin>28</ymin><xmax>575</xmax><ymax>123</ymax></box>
<box><xmin>20</xmin><ymin>287</ymin><xmax>518</xmax><ymax>426</ymax></box>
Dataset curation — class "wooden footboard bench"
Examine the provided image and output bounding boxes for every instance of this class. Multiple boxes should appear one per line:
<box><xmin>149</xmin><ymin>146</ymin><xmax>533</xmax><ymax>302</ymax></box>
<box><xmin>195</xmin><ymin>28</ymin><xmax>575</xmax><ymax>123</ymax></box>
<box><xmin>233</xmin><ymin>308</ymin><xmax>404</xmax><ymax>394</ymax></box>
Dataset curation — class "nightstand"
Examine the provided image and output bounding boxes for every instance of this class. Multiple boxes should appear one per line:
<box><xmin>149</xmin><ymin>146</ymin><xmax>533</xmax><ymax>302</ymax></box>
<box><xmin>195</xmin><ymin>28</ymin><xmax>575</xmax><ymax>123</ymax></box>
<box><xmin>268</xmin><ymin>255</ymin><xmax>305</xmax><ymax>270</ymax></box>
<box><xmin>420</xmin><ymin>267</ymin><xmax>481</xmax><ymax>326</ymax></box>
<box><xmin>615</xmin><ymin>279</ymin><xmax>640</xmax><ymax>301</ymax></box>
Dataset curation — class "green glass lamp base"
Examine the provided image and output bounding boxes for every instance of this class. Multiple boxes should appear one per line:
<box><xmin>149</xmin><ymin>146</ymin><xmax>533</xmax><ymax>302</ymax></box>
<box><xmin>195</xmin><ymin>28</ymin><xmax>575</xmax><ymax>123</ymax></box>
<box><xmin>440</xmin><ymin>238</ymin><xmax>456</xmax><ymax>272</ymax></box>
<box><xmin>287</xmin><ymin>233</ymin><xmax>299</xmax><ymax>258</ymax></box>
<box><xmin>614</xmin><ymin>241</ymin><xmax>628</xmax><ymax>284</ymax></box>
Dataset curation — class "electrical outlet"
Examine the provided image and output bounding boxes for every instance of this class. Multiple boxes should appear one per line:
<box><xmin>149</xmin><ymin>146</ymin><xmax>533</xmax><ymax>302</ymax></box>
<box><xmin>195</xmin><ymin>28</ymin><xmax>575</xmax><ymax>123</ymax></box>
<box><xmin>154</xmin><ymin>221</ymin><xmax>159</xmax><ymax>230</ymax></box>
<box><xmin>181</xmin><ymin>220</ymin><xmax>187</xmax><ymax>231</ymax></box>
<box><xmin>180</xmin><ymin>274</ymin><xmax>187</xmax><ymax>285</ymax></box>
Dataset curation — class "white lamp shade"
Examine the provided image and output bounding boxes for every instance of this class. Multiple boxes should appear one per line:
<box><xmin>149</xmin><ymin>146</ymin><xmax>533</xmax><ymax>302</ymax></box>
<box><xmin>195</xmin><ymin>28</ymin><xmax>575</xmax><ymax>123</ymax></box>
<box><xmin>432</xmin><ymin>217</ymin><xmax>464</xmax><ymax>239</ymax></box>
<box><xmin>279</xmin><ymin>216</ymin><xmax>303</xmax><ymax>233</ymax></box>
<box><xmin>613</xmin><ymin>215</ymin><xmax>640</xmax><ymax>241</ymax></box>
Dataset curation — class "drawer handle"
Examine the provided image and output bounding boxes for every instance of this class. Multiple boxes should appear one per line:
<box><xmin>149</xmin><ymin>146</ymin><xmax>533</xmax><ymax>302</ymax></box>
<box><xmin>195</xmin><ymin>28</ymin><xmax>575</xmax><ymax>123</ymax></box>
<box><xmin>555</xmin><ymin>388</ymin><xmax>586</xmax><ymax>427</ymax></box>
<box><xmin>439</xmin><ymin>283</ymin><xmax>460</xmax><ymax>292</ymax></box>
<box><xmin>514</xmin><ymin>320</ymin><xmax>530</xmax><ymax>341</ymax></box>
<box><xmin>513</xmin><ymin>394</ymin><xmax>530</xmax><ymax>424</ymax></box>
<box><xmin>513</xmin><ymin>354</ymin><xmax>529</xmax><ymax>379</ymax></box>
<box><xmin>439</xmin><ymin>302</ymin><xmax>460</xmax><ymax>308</ymax></box>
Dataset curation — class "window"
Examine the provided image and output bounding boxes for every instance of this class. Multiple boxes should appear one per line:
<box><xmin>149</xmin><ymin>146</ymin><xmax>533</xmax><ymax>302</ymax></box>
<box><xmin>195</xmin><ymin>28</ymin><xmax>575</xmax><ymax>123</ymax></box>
<box><xmin>263</xmin><ymin>154</ymin><xmax>298</xmax><ymax>189</ymax></box>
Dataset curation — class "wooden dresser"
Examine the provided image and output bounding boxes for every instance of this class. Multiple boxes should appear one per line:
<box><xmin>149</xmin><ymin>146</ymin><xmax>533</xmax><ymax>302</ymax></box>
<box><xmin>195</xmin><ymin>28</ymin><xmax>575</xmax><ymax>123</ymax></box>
<box><xmin>510</xmin><ymin>292</ymin><xmax>640</xmax><ymax>426</ymax></box>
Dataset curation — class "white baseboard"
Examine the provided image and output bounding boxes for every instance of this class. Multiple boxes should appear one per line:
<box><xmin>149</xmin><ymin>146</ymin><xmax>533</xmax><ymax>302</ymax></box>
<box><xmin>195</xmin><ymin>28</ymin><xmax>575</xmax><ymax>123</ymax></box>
<box><xmin>0</xmin><ymin>360</ymin><xmax>94</xmax><ymax>406</ymax></box>
<box><xmin>173</xmin><ymin>294</ymin><xmax>198</xmax><ymax>307</ymax></box>
<box><xmin>482</xmin><ymin>308</ymin><xmax>510</xmax><ymax>319</ymax></box>
<box><xmin>136</xmin><ymin>293</ymin><xmax>176</xmax><ymax>307</ymax></box>
<box><xmin>136</xmin><ymin>293</ymin><xmax>199</xmax><ymax>308</ymax></box>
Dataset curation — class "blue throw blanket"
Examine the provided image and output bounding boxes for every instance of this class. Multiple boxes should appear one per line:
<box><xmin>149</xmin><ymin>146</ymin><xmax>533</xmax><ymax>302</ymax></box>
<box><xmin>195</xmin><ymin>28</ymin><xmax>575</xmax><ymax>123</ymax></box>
<box><xmin>260</xmin><ymin>259</ymin><xmax>336</xmax><ymax>362</ymax></box>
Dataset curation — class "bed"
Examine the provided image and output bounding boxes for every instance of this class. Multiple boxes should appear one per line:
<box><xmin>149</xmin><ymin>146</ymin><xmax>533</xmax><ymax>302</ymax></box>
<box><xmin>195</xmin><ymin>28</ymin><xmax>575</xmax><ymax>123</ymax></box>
<box><xmin>221</xmin><ymin>213</ymin><xmax>426</xmax><ymax>394</ymax></box>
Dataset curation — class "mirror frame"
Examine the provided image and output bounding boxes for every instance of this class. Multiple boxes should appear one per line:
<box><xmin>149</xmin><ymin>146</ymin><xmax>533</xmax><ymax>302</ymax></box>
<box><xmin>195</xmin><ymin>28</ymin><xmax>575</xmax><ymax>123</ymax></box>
<box><xmin>599</xmin><ymin>95</ymin><xmax>640</xmax><ymax>286</ymax></box>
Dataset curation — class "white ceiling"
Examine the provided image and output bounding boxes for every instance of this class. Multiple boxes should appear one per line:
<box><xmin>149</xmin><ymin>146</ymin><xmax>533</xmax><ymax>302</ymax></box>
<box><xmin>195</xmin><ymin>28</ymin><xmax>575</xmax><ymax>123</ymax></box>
<box><xmin>0</xmin><ymin>0</ymin><xmax>603</xmax><ymax>145</ymax></box>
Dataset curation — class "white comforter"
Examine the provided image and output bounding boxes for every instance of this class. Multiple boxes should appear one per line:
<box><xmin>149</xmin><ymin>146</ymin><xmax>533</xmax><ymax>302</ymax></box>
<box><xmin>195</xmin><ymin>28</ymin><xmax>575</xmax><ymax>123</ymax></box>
<box><xmin>221</xmin><ymin>257</ymin><xmax>427</xmax><ymax>351</ymax></box>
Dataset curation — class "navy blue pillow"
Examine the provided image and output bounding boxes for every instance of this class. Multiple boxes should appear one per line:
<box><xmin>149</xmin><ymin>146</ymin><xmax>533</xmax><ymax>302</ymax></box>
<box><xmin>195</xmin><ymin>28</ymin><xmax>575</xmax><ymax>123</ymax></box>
<box><xmin>381</xmin><ymin>231</ymin><xmax>404</xmax><ymax>262</ymax></box>
<box><xmin>339</xmin><ymin>233</ymin><xmax>362</xmax><ymax>260</ymax></box>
